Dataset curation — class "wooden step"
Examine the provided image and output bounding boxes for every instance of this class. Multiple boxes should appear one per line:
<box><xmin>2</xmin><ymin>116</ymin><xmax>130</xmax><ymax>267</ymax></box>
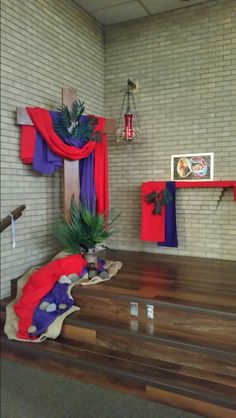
<box><xmin>61</xmin><ymin>315</ymin><xmax>236</xmax><ymax>391</ymax></box>
<box><xmin>71</xmin><ymin>289</ymin><xmax>236</xmax><ymax>351</ymax></box>
<box><xmin>2</xmin><ymin>305</ymin><xmax>236</xmax><ymax>393</ymax></box>
<box><xmin>1</xmin><ymin>326</ymin><xmax>236</xmax><ymax>418</ymax></box>
<box><xmin>10</xmin><ymin>249</ymin><xmax>236</xmax><ymax>313</ymax></box>
<box><xmin>2</xmin><ymin>249</ymin><xmax>236</xmax><ymax>418</ymax></box>
<box><xmin>2</xmin><ymin>289</ymin><xmax>236</xmax><ymax>391</ymax></box>
<box><xmin>10</xmin><ymin>282</ymin><xmax>236</xmax><ymax>351</ymax></box>
<box><xmin>2</xmin><ymin>296</ymin><xmax>236</xmax><ymax>354</ymax></box>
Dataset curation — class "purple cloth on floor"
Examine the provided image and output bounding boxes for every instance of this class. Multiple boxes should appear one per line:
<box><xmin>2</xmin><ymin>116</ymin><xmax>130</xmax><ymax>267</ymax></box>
<box><xmin>31</xmin><ymin>258</ymin><xmax>106</xmax><ymax>337</ymax></box>
<box><xmin>158</xmin><ymin>181</ymin><xmax>178</xmax><ymax>248</ymax></box>
<box><xmin>31</xmin><ymin>282</ymin><xmax>74</xmax><ymax>337</ymax></box>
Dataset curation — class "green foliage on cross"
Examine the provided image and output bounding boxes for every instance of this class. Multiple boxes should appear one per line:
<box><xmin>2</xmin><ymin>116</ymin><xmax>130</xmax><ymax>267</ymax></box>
<box><xmin>54</xmin><ymin>100</ymin><xmax>102</xmax><ymax>143</ymax></box>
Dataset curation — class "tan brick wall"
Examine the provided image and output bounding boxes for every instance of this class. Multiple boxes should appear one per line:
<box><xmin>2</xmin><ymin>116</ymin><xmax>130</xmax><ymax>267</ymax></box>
<box><xmin>1</xmin><ymin>0</ymin><xmax>104</xmax><ymax>297</ymax></box>
<box><xmin>1</xmin><ymin>0</ymin><xmax>235</xmax><ymax>298</ymax></box>
<box><xmin>105</xmin><ymin>0</ymin><xmax>236</xmax><ymax>260</ymax></box>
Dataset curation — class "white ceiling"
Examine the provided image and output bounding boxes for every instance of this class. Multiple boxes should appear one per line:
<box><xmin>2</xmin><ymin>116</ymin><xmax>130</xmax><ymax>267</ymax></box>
<box><xmin>74</xmin><ymin>0</ymin><xmax>209</xmax><ymax>25</ymax></box>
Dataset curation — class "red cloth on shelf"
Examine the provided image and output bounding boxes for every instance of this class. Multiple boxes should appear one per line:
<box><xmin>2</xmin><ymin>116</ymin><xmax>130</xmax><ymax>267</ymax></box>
<box><xmin>20</xmin><ymin>126</ymin><xmax>36</xmax><ymax>164</ymax></box>
<box><xmin>94</xmin><ymin>117</ymin><xmax>109</xmax><ymax>217</ymax></box>
<box><xmin>141</xmin><ymin>182</ymin><xmax>166</xmax><ymax>242</ymax></box>
<box><xmin>175</xmin><ymin>181</ymin><xmax>236</xmax><ymax>202</ymax></box>
<box><xmin>14</xmin><ymin>255</ymin><xmax>86</xmax><ymax>340</ymax></box>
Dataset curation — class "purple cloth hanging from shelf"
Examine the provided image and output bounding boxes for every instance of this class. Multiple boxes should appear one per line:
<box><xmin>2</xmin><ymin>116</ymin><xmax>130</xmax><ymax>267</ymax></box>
<box><xmin>158</xmin><ymin>181</ymin><xmax>178</xmax><ymax>248</ymax></box>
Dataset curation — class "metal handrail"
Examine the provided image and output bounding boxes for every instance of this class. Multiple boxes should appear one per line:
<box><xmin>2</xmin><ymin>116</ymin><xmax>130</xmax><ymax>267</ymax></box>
<box><xmin>0</xmin><ymin>205</ymin><xmax>26</xmax><ymax>233</ymax></box>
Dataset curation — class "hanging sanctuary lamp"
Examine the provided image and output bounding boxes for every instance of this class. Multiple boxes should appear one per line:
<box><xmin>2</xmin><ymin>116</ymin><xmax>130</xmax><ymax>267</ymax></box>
<box><xmin>116</xmin><ymin>79</ymin><xmax>141</xmax><ymax>146</ymax></box>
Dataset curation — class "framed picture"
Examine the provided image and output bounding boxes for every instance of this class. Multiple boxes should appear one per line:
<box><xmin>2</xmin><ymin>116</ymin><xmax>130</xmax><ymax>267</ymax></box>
<box><xmin>171</xmin><ymin>153</ymin><xmax>214</xmax><ymax>181</ymax></box>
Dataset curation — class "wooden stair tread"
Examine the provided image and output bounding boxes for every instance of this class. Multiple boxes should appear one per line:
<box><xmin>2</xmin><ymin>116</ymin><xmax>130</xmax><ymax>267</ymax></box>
<box><xmin>2</xmin><ymin>308</ymin><xmax>236</xmax><ymax>391</ymax></box>
<box><xmin>9</xmin><ymin>250</ymin><xmax>236</xmax><ymax>313</ymax></box>
<box><xmin>1</xmin><ymin>300</ymin><xmax>235</xmax><ymax>353</ymax></box>
<box><xmin>1</xmin><ymin>329</ymin><xmax>236</xmax><ymax>411</ymax></box>
<box><xmin>60</xmin><ymin>316</ymin><xmax>236</xmax><ymax>389</ymax></box>
<box><xmin>74</xmin><ymin>249</ymin><xmax>236</xmax><ymax>313</ymax></box>
<box><xmin>1</xmin><ymin>295</ymin><xmax>236</xmax><ymax>353</ymax></box>
<box><xmin>65</xmin><ymin>311</ymin><xmax>236</xmax><ymax>352</ymax></box>
<box><xmin>2</xmin><ymin>249</ymin><xmax>236</xmax><ymax>417</ymax></box>
<box><xmin>72</xmin><ymin>286</ymin><xmax>236</xmax><ymax>315</ymax></box>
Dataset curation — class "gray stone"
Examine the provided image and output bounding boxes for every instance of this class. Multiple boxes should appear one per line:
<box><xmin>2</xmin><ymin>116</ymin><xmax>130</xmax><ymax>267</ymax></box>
<box><xmin>28</xmin><ymin>325</ymin><xmax>37</xmax><ymax>334</ymax></box>
<box><xmin>88</xmin><ymin>269</ymin><xmax>97</xmax><ymax>279</ymax></box>
<box><xmin>99</xmin><ymin>270</ymin><xmax>109</xmax><ymax>280</ymax></box>
<box><xmin>68</xmin><ymin>273</ymin><xmax>79</xmax><ymax>282</ymax></box>
<box><xmin>39</xmin><ymin>301</ymin><xmax>49</xmax><ymax>311</ymax></box>
<box><xmin>58</xmin><ymin>303</ymin><xmax>67</xmax><ymax>310</ymax></box>
<box><xmin>58</xmin><ymin>275</ymin><xmax>72</xmax><ymax>285</ymax></box>
<box><xmin>46</xmin><ymin>303</ymin><xmax>57</xmax><ymax>313</ymax></box>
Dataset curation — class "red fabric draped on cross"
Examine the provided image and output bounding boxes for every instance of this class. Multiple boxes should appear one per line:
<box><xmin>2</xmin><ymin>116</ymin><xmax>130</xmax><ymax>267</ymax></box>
<box><xmin>94</xmin><ymin>118</ymin><xmax>109</xmax><ymax>216</ymax></box>
<box><xmin>20</xmin><ymin>125</ymin><xmax>37</xmax><ymax>164</ymax></box>
<box><xmin>20</xmin><ymin>108</ymin><xmax>109</xmax><ymax>216</ymax></box>
<box><xmin>27</xmin><ymin>107</ymin><xmax>97</xmax><ymax>159</ymax></box>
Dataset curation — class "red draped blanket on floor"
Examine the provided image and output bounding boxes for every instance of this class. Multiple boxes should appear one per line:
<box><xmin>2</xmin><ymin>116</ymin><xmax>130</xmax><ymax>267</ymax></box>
<box><xmin>14</xmin><ymin>255</ymin><xmax>86</xmax><ymax>340</ymax></box>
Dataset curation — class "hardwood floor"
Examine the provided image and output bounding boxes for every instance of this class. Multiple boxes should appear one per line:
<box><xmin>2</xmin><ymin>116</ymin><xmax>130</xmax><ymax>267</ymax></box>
<box><xmin>1</xmin><ymin>249</ymin><xmax>236</xmax><ymax>418</ymax></box>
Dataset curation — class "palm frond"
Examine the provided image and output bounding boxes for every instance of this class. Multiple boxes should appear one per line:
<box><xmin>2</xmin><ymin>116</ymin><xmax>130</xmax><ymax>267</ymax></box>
<box><xmin>71</xmin><ymin>100</ymin><xmax>85</xmax><ymax>123</ymax></box>
<box><xmin>62</xmin><ymin>105</ymin><xmax>71</xmax><ymax>127</ymax></box>
<box><xmin>54</xmin><ymin>101</ymin><xmax>102</xmax><ymax>142</ymax></box>
<box><xmin>51</xmin><ymin>200</ymin><xmax>120</xmax><ymax>254</ymax></box>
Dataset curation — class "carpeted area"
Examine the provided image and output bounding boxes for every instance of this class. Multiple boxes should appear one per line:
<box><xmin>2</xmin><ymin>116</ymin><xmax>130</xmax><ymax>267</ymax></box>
<box><xmin>1</xmin><ymin>360</ymin><xmax>203</xmax><ymax>418</ymax></box>
<box><xmin>1</xmin><ymin>359</ymin><xmax>203</xmax><ymax>418</ymax></box>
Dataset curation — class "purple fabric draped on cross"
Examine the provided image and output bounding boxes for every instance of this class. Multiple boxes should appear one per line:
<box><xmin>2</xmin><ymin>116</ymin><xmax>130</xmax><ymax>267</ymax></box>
<box><xmin>32</xmin><ymin>112</ymin><xmax>63</xmax><ymax>175</ymax></box>
<box><xmin>80</xmin><ymin>151</ymin><xmax>96</xmax><ymax>212</ymax></box>
<box><xmin>32</xmin><ymin>112</ymin><xmax>96</xmax><ymax>211</ymax></box>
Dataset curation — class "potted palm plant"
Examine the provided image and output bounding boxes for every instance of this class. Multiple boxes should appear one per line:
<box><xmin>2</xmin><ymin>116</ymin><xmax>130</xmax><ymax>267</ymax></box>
<box><xmin>51</xmin><ymin>200</ymin><xmax>120</xmax><ymax>275</ymax></box>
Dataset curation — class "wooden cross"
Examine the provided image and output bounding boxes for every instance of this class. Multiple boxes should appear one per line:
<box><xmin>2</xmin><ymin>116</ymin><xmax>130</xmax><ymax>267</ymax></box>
<box><xmin>16</xmin><ymin>87</ymin><xmax>116</xmax><ymax>218</ymax></box>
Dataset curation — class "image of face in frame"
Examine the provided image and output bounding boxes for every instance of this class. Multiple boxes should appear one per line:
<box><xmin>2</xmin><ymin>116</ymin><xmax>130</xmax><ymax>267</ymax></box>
<box><xmin>171</xmin><ymin>153</ymin><xmax>214</xmax><ymax>181</ymax></box>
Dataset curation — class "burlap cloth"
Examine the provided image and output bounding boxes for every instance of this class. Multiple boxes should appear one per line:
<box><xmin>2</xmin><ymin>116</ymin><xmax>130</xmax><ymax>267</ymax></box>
<box><xmin>4</xmin><ymin>252</ymin><xmax>122</xmax><ymax>343</ymax></box>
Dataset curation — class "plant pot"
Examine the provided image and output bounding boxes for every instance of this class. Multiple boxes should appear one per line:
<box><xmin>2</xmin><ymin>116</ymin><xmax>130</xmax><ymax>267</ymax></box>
<box><xmin>84</xmin><ymin>247</ymin><xmax>99</xmax><ymax>270</ymax></box>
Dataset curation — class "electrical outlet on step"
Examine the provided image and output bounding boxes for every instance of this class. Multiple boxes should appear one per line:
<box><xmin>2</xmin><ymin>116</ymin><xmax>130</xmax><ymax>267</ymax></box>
<box><xmin>146</xmin><ymin>304</ymin><xmax>154</xmax><ymax>319</ymax></box>
<box><xmin>130</xmin><ymin>301</ymin><xmax>138</xmax><ymax>316</ymax></box>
